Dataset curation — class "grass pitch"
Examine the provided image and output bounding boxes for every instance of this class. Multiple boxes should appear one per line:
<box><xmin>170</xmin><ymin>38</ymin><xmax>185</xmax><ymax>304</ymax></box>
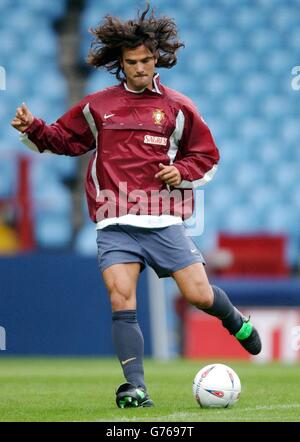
<box><xmin>0</xmin><ymin>358</ymin><xmax>299</xmax><ymax>422</ymax></box>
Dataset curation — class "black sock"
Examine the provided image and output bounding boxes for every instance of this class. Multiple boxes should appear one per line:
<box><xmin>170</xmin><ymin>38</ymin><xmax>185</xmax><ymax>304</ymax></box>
<box><xmin>112</xmin><ymin>309</ymin><xmax>145</xmax><ymax>389</ymax></box>
<box><xmin>202</xmin><ymin>285</ymin><xmax>243</xmax><ymax>335</ymax></box>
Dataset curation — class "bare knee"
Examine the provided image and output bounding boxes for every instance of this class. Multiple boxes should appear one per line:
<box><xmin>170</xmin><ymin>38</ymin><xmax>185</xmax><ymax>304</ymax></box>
<box><xmin>173</xmin><ymin>263</ymin><xmax>214</xmax><ymax>309</ymax></box>
<box><xmin>176</xmin><ymin>278</ymin><xmax>214</xmax><ymax>309</ymax></box>
<box><xmin>105</xmin><ymin>275</ymin><xmax>136</xmax><ymax>311</ymax></box>
<box><xmin>109</xmin><ymin>283</ymin><xmax>135</xmax><ymax>311</ymax></box>
<box><xmin>102</xmin><ymin>264</ymin><xmax>139</xmax><ymax>312</ymax></box>
<box><xmin>187</xmin><ymin>281</ymin><xmax>213</xmax><ymax>309</ymax></box>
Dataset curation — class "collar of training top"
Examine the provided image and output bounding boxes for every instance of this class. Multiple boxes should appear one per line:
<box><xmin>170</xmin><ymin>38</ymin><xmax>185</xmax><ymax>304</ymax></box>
<box><xmin>123</xmin><ymin>73</ymin><xmax>162</xmax><ymax>95</ymax></box>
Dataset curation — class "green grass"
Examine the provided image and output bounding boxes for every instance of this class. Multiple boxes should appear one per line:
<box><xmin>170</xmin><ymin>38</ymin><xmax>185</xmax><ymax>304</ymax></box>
<box><xmin>0</xmin><ymin>358</ymin><xmax>299</xmax><ymax>422</ymax></box>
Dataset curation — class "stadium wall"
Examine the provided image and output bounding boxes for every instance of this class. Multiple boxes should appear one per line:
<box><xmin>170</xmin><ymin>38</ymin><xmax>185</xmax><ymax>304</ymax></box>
<box><xmin>183</xmin><ymin>278</ymin><xmax>300</xmax><ymax>363</ymax></box>
<box><xmin>1</xmin><ymin>255</ymin><xmax>300</xmax><ymax>360</ymax></box>
<box><xmin>0</xmin><ymin>254</ymin><xmax>151</xmax><ymax>356</ymax></box>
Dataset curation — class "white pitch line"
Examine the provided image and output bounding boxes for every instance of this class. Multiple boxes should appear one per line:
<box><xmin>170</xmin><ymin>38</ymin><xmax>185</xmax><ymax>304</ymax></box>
<box><xmin>85</xmin><ymin>403</ymin><xmax>300</xmax><ymax>422</ymax></box>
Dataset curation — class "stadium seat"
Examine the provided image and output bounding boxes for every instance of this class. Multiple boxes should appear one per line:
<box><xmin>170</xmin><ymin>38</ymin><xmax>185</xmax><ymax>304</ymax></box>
<box><xmin>74</xmin><ymin>223</ymin><xmax>97</xmax><ymax>256</ymax></box>
<box><xmin>0</xmin><ymin>156</ymin><xmax>17</xmax><ymax>198</ymax></box>
<box><xmin>35</xmin><ymin>215</ymin><xmax>72</xmax><ymax>249</ymax></box>
<box><xmin>271</xmin><ymin>6</ymin><xmax>300</xmax><ymax>31</ymax></box>
<box><xmin>1</xmin><ymin>0</ymin><xmax>299</xmax><ymax>263</ymax></box>
<box><xmin>217</xmin><ymin>233</ymin><xmax>289</xmax><ymax>276</ymax></box>
<box><xmin>32</xmin><ymin>180</ymin><xmax>72</xmax><ymax>215</ymax></box>
<box><xmin>86</xmin><ymin>71</ymin><xmax>117</xmax><ymax>95</ymax></box>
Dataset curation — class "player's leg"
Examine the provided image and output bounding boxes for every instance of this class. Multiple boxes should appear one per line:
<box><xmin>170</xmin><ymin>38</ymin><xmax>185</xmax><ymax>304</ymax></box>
<box><xmin>102</xmin><ymin>263</ymin><xmax>153</xmax><ymax>407</ymax></box>
<box><xmin>172</xmin><ymin>262</ymin><xmax>261</xmax><ymax>355</ymax></box>
<box><xmin>102</xmin><ymin>262</ymin><xmax>140</xmax><ymax>311</ymax></box>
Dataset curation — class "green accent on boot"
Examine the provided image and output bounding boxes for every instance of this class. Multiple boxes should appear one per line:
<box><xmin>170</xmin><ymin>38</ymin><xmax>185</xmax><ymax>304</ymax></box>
<box><xmin>136</xmin><ymin>389</ymin><xmax>145</xmax><ymax>400</ymax></box>
<box><xmin>235</xmin><ymin>320</ymin><xmax>253</xmax><ymax>340</ymax></box>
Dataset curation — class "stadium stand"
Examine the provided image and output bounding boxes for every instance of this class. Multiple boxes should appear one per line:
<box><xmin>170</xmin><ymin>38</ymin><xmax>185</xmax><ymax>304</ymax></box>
<box><xmin>0</xmin><ymin>0</ymin><xmax>299</xmax><ymax>272</ymax></box>
<box><xmin>75</xmin><ymin>0</ymin><xmax>300</xmax><ymax>271</ymax></box>
<box><xmin>0</xmin><ymin>0</ymin><xmax>73</xmax><ymax>249</ymax></box>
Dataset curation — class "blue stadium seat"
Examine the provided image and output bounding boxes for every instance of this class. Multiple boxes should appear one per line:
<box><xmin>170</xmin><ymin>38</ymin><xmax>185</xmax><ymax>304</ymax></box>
<box><xmin>183</xmin><ymin>50</ymin><xmax>218</xmax><ymax>75</ymax></box>
<box><xmin>35</xmin><ymin>215</ymin><xmax>72</xmax><ymax>249</ymax></box>
<box><xmin>256</xmin><ymin>140</ymin><xmax>282</xmax><ymax>165</ymax></box>
<box><xmin>27</xmin><ymin>0</ymin><xmax>67</xmax><ymax>19</ymax></box>
<box><xmin>30</xmin><ymin>164</ymin><xmax>72</xmax><ymax>213</ymax></box>
<box><xmin>204</xmin><ymin>73</ymin><xmax>233</xmax><ymax>98</ymax></box>
<box><xmin>211</xmin><ymin>28</ymin><xmax>242</xmax><ymax>53</ymax></box>
<box><xmin>32</xmin><ymin>70</ymin><xmax>68</xmax><ymax>104</ymax></box>
<box><xmin>226</xmin><ymin>50</ymin><xmax>258</xmax><ymax>75</ymax></box>
<box><xmin>24</xmin><ymin>27</ymin><xmax>59</xmax><ymax>59</ymax></box>
<box><xmin>233</xmin><ymin>163</ymin><xmax>264</xmax><ymax>189</ymax></box>
<box><xmin>86</xmin><ymin>71</ymin><xmax>117</xmax><ymax>95</ymax></box>
<box><xmin>249</xmin><ymin>28</ymin><xmax>281</xmax><ymax>53</ymax></box>
<box><xmin>241</xmin><ymin>73</ymin><xmax>272</xmax><ymax>97</ymax></box>
<box><xmin>1</xmin><ymin>0</ymin><xmax>299</xmax><ymax>262</ymax></box>
<box><xmin>0</xmin><ymin>30</ymin><xmax>18</xmax><ymax>57</ymax></box>
<box><xmin>74</xmin><ymin>223</ymin><xmax>97</xmax><ymax>256</ymax></box>
<box><xmin>260</xmin><ymin>95</ymin><xmax>290</xmax><ymax>120</ymax></box>
<box><xmin>290</xmin><ymin>186</ymin><xmax>300</xmax><ymax>211</ymax></box>
<box><xmin>221</xmin><ymin>96</ymin><xmax>248</xmax><ymax>120</ymax></box>
<box><xmin>205</xmin><ymin>185</ymin><xmax>239</xmax><ymax>212</ymax></box>
<box><xmin>273</xmin><ymin>163</ymin><xmax>299</xmax><ymax>190</ymax></box>
<box><xmin>288</xmin><ymin>27</ymin><xmax>300</xmax><ymax>51</ymax></box>
<box><xmin>222</xmin><ymin>205</ymin><xmax>263</xmax><ymax>232</ymax></box>
<box><xmin>248</xmin><ymin>185</ymin><xmax>279</xmax><ymax>212</ymax></box>
<box><xmin>5</xmin><ymin>10</ymin><xmax>37</xmax><ymax>35</ymax></box>
<box><xmin>280</xmin><ymin>118</ymin><xmax>300</xmax><ymax>143</ymax></box>
<box><xmin>238</xmin><ymin>117</ymin><xmax>269</xmax><ymax>142</ymax></box>
<box><xmin>161</xmin><ymin>71</ymin><xmax>197</xmax><ymax>96</ymax></box>
<box><xmin>192</xmin><ymin>7</ymin><xmax>227</xmax><ymax>30</ymax></box>
<box><xmin>47</xmin><ymin>156</ymin><xmax>77</xmax><ymax>182</ymax></box>
<box><xmin>0</xmin><ymin>155</ymin><xmax>17</xmax><ymax>198</ymax></box>
<box><xmin>265</xmin><ymin>204</ymin><xmax>298</xmax><ymax>235</ymax></box>
<box><xmin>271</xmin><ymin>5</ymin><xmax>300</xmax><ymax>31</ymax></box>
<box><xmin>266</xmin><ymin>50</ymin><xmax>297</xmax><ymax>74</ymax></box>
<box><xmin>233</xmin><ymin>6</ymin><xmax>265</xmax><ymax>30</ymax></box>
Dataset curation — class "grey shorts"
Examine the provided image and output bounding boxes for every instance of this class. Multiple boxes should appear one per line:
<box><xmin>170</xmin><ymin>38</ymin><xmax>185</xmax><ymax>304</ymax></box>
<box><xmin>96</xmin><ymin>224</ymin><xmax>205</xmax><ymax>278</ymax></box>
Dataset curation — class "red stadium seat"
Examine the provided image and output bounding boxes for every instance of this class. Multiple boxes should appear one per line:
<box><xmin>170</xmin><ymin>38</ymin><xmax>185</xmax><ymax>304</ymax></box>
<box><xmin>217</xmin><ymin>233</ymin><xmax>289</xmax><ymax>276</ymax></box>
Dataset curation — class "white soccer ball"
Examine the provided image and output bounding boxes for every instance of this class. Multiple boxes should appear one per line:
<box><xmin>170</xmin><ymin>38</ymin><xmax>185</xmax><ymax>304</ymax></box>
<box><xmin>192</xmin><ymin>363</ymin><xmax>241</xmax><ymax>408</ymax></box>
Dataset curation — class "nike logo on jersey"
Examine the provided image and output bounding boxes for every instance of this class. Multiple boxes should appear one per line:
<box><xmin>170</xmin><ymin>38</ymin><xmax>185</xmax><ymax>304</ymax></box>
<box><xmin>121</xmin><ymin>357</ymin><xmax>137</xmax><ymax>366</ymax></box>
<box><xmin>104</xmin><ymin>113</ymin><xmax>115</xmax><ymax>120</ymax></box>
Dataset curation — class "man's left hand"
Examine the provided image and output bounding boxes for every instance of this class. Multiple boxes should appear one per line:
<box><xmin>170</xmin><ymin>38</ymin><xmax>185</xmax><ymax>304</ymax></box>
<box><xmin>155</xmin><ymin>163</ymin><xmax>182</xmax><ymax>187</ymax></box>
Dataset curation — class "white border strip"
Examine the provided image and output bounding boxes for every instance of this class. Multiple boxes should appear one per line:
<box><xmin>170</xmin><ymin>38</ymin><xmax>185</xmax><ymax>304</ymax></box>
<box><xmin>177</xmin><ymin>164</ymin><xmax>218</xmax><ymax>189</ymax></box>
<box><xmin>153</xmin><ymin>73</ymin><xmax>162</xmax><ymax>94</ymax></box>
<box><xmin>20</xmin><ymin>132</ymin><xmax>41</xmax><ymax>153</ymax></box>
<box><xmin>82</xmin><ymin>103</ymin><xmax>100</xmax><ymax>199</ymax></box>
<box><xmin>19</xmin><ymin>132</ymin><xmax>53</xmax><ymax>154</ymax></box>
<box><xmin>167</xmin><ymin>109</ymin><xmax>185</xmax><ymax>164</ymax></box>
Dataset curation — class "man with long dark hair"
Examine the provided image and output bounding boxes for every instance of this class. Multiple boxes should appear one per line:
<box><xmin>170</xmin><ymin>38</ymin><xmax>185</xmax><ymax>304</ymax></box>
<box><xmin>11</xmin><ymin>4</ymin><xmax>261</xmax><ymax>408</ymax></box>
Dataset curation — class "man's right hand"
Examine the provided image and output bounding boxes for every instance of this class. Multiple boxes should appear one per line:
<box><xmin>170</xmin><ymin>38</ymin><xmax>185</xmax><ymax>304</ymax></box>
<box><xmin>11</xmin><ymin>102</ymin><xmax>34</xmax><ymax>133</ymax></box>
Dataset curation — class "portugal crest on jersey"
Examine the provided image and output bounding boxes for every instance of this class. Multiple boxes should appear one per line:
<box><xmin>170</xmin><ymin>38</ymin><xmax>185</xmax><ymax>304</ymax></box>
<box><xmin>152</xmin><ymin>109</ymin><xmax>165</xmax><ymax>125</ymax></box>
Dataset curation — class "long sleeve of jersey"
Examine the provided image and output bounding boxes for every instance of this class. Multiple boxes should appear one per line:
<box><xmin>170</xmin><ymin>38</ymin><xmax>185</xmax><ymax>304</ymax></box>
<box><xmin>20</xmin><ymin>101</ymin><xmax>95</xmax><ymax>156</ymax></box>
<box><xmin>173</xmin><ymin>104</ymin><xmax>220</xmax><ymax>189</ymax></box>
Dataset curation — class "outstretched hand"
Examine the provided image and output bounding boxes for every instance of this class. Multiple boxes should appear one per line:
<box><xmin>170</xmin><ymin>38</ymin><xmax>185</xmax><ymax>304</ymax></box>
<box><xmin>155</xmin><ymin>163</ymin><xmax>182</xmax><ymax>187</ymax></box>
<box><xmin>11</xmin><ymin>102</ymin><xmax>34</xmax><ymax>133</ymax></box>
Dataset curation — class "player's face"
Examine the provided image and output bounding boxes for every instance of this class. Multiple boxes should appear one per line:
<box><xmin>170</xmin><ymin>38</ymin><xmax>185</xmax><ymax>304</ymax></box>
<box><xmin>121</xmin><ymin>45</ymin><xmax>157</xmax><ymax>91</ymax></box>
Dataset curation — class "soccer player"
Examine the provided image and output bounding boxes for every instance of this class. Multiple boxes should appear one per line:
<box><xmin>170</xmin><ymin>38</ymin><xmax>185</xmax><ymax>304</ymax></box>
<box><xmin>11</xmin><ymin>4</ymin><xmax>261</xmax><ymax>408</ymax></box>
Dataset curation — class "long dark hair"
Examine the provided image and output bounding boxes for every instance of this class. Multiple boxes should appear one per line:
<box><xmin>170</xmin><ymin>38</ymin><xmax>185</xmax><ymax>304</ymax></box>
<box><xmin>87</xmin><ymin>3</ymin><xmax>184</xmax><ymax>80</ymax></box>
